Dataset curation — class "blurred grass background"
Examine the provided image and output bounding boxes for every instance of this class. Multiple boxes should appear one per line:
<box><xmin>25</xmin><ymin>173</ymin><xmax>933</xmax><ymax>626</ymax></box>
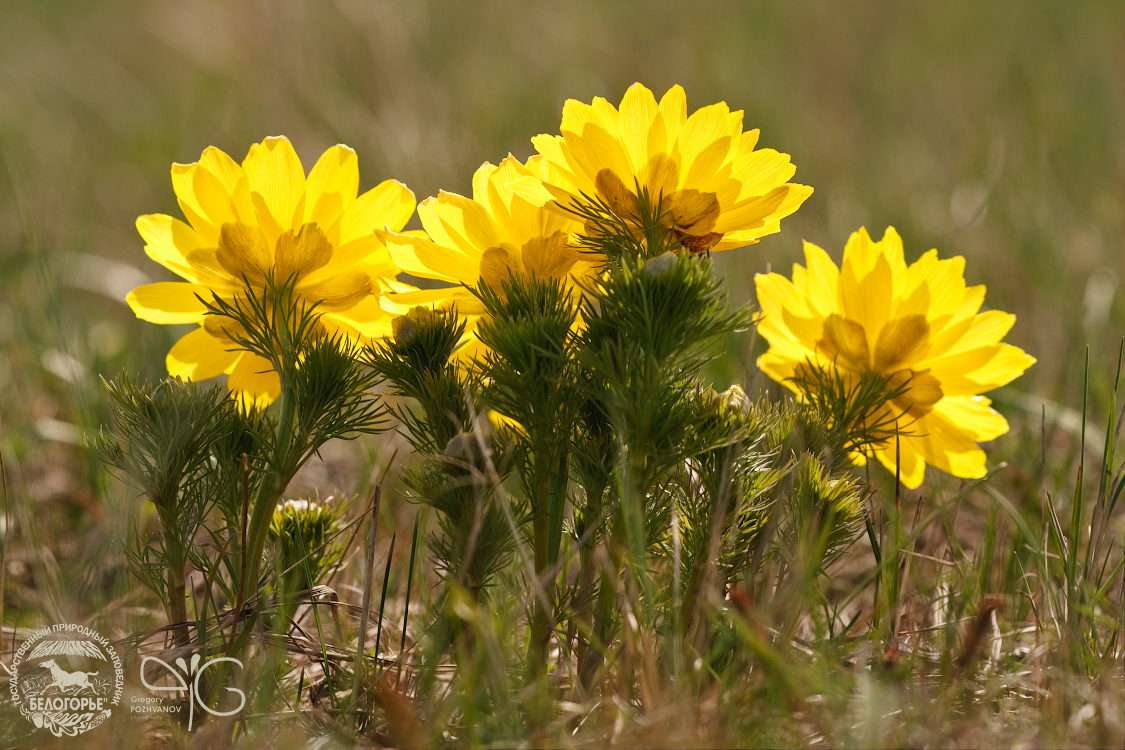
<box><xmin>0</xmin><ymin>0</ymin><xmax>1121</xmax><ymax>636</ymax></box>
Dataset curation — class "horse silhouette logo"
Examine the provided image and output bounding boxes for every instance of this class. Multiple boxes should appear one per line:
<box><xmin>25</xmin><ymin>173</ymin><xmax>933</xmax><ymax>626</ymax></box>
<box><xmin>10</xmin><ymin>624</ymin><xmax>123</xmax><ymax>738</ymax></box>
<box><xmin>38</xmin><ymin>659</ymin><xmax>100</xmax><ymax>693</ymax></box>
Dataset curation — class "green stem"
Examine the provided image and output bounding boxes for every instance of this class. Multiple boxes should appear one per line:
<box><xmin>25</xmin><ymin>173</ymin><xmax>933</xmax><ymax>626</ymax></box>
<box><xmin>584</xmin><ymin>513</ymin><xmax>625</xmax><ymax>687</ymax></box>
<box><xmin>166</xmin><ymin>556</ymin><xmax>190</xmax><ymax>648</ymax></box>
<box><xmin>679</xmin><ymin>557</ymin><xmax>706</xmax><ymax>649</ymax></box>
<box><xmin>155</xmin><ymin>501</ymin><xmax>190</xmax><ymax>648</ymax></box>
<box><xmin>526</xmin><ymin>463</ymin><xmax>552</xmax><ymax>684</ymax></box>
<box><xmin>573</xmin><ymin>491</ymin><xmax>602</xmax><ymax>693</ymax></box>
<box><xmin>527</xmin><ymin>448</ymin><xmax>572</xmax><ymax>687</ymax></box>
<box><xmin>232</xmin><ymin>382</ymin><xmax>300</xmax><ymax>655</ymax></box>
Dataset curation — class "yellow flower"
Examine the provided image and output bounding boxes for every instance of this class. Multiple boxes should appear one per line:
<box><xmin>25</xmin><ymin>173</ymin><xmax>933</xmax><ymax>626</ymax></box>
<box><xmin>126</xmin><ymin>136</ymin><xmax>416</xmax><ymax>408</ymax></box>
<box><xmin>519</xmin><ymin>82</ymin><xmax>813</xmax><ymax>254</ymax></box>
<box><xmin>380</xmin><ymin>154</ymin><xmax>596</xmax><ymax>357</ymax></box>
<box><xmin>755</xmin><ymin>227</ymin><xmax>1035</xmax><ymax>488</ymax></box>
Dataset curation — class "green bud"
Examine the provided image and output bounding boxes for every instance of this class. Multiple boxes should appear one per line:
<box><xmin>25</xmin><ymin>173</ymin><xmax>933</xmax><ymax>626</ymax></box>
<box><xmin>718</xmin><ymin>384</ymin><xmax>750</xmax><ymax>415</ymax></box>
<box><xmin>392</xmin><ymin>305</ymin><xmax>444</xmax><ymax>343</ymax></box>
<box><xmin>444</xmin><ymin>431</ymin><xmax>488</xmax><ymax>466</ymax></box>
<box><xmin>641</xmin><ymin>250</ymin><xmax>679</xmax><ymax>277</ymax></box>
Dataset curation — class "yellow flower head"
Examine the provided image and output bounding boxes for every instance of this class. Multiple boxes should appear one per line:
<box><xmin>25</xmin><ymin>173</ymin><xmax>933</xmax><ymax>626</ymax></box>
<box><xmin>381</xmin><ymin>154</ymin><xmax>597</xmax><ymax>357</ymax></box>
<box><xmin>755</xmin><ymin>227</ymin><xmax>1035</xmax><ymax>488</ymax></box>
<box><xmin>520</xmin><ymin>82</ymin><xmax>813</xmax><ymax>254</ymax></box>
<box><xmin>126</xmin><ymin>136</ymin><xmax>416</xmax><ymax>408</ymax></box>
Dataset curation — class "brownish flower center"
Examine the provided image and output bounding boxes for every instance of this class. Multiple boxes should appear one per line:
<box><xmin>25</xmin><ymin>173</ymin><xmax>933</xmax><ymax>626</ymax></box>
<box><xmin>197</xmin><ymin>221</ymin><xmax>373</xmax><ymax>345</ymax></box>
<box><xmin>478</xmin><ymin>231</ymin><xmax>581</xmax><ymax>291</ymax></box>
<box><xmin>816</xmin><ymin>312</ymin><xmax>941</xmax><ymax>418</ymax></box>
<box><xmin>592</xmin><ymin>168</ymin><xmax>723</xmax><ymax>254</ymax></box>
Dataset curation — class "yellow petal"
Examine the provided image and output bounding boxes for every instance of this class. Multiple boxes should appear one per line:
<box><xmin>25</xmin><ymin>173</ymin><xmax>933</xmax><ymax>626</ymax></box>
<box><xmin>683</xmin><ymin>135</ymin><xmax>733</xmax><ymax>191</ymax></box>
<box><xmin>562</xmin><ymin>95</ymin><xmax>620</xmax><ymax>139</ymax></box>
<box><xmin>228</xmin><ymin>352</ymin><xmax>281</xmax><ymax>409</ymax></box>
<box><xmin>925</xmin><ymin>310</ymin><xmax>1016</xmax><ymax>361</ymax></box>
<box><xmin>915</xmin><ymin>253</ymin><xmax>969</xmax><ymax>320</ymax></box>
<box><xmin>507</xmin><ymin>174</ymin><xmax>557</xmax><ymax>210</ymax></box>
<box><xmin>521</xmin><ymin>231</ymin><xmax>581</xmax><ymax>280</ymax></box>
<box><xmin>127</xmin><ymin>282</ymin><xmax>214</xmax><ymax>324</ymax></box>
<box><xmin>558</xmin><ymin>102</ymin><xmax>634</xmax><ymax>192</ymax></box>
<box><xmin>713</xmin><ymin>183</ymin><xmax>813</xmax><ymax>237</ymax></box>
<box><xmin>216</xmin><ymin>222</ymin><xmax>271</xmax><ymax>283</ymax></box>
<box><xmin>912</xmin><ymin>411</ymin><xmax>989</xmax><ymax>479</ymax></box>
<box><xmin>754</xmin><ymin>272</ymin><xmax>810</xmax><ymax>321</ymax></box>
<box><xmin>737</xmin><ymin>128</ymin><xmax>761</xmax><ymax>155</ymax></box>
<box><xmin>304</xmin><ymin>145</ymin><xmax>360</xmax><ymax>227</ymax></box>
<box><xmin>799</xmin><ymin>241</ymin><xmax>840</xmax><ymax>318</ymax></box>
<box><xmin>472</xmin><ymin>160</ymin><xmax>501</xmax><ymax>204</ymax></box>
<box><xmin>488</xmin><ymin>409</ymin><xmax>528</xmax><ymax>437</ymax></box>
<box><xmin>479</xmin><ymin>246</ymin><xmax>520</xmax><ymax>289</ymax></box>
<box><xmin>170</xmin><ymin>163</ymin><xmax>231</xmax><ymax>241</ymax></box>
<box><xmin>873</xmin><ymin>315</ymin><xmax>929</xmax><ymax>372</ymax></box>
<box><xmin>300</xmin><ymin>233</ymin><xmax>388</xmax><ymax>287</ymax></box>
<box><xmin>382</xmin><ymin>230</ymin><xmax>477</xmax><ymax>283</ymax></box>
<box><xmin>667</xmin><ymin>189</ymin><xmax>720</xmax><ymax>234</ymax></box>
<box><xmin>893</xmin><ymin>279</ymin><xmax>931</xmax><ymax>320</ymax></box>
<box><xmin>364</xmin><ymin>248</ymin><xmax>402</xmax><ymax>284</ymax></box>
<box><xmin>166</xmin><ymin>326</ymin><xmax>239</xmax><ymax>381</ymax></box>
<box><xmin>529</xmin><ymin>133</ymin><xmax>590</xmax><ymax>194</ymax></box>
<box><xmin>495</xmin><ymin>169</ymin><xmax>578</xmax><ymax>246</ymax></box>
<box><xmin>594</xmin><ymin>169</ymin><xmax>640</xmax><ymax>219</ymax></box>
<box><xmin>840</xmin><ymin>251</ymin><xmax>893</xmax><ymax>351</ymax></box>
<box><xmin>875</xmin><ymin>227</ymin><xmax>909</xmax><ymax>296</ymax></box>
<box><xmin>779</xmin><ymin>309</ymin><xmax>826</xmax><ymax>354</ymax></box>
<box><xmin>641</xmin><ymin>153</ymin><xmax>679</xmax><ymax>201</ymax></box>
<box><xmin>841</xmin><ymin>227</ymin><xmax>879</xmax><ymax>275</ymax></box>
<box><xmin>136</xmin><ymin>214</ymin><xmax>208</xmax><ymax>283</ymax></box>
<box><xmin>198</xmin><ymin>147</ymin><xmax>245</xmax><ymax>193</ymax></box>
<box><xmin>675</xmin><ymin>102</ymin><xmax>733</xmax><ymax>181</ymax></box>
<box><xmin>956</xmin><ymin>344</ymin><xmax>1037</xmax><ymax>393</ymax></box>
<box><xmin>274</xmin><ymin>223</ymin><xmax>333</xmax><ymax>281</ymax></box>
<box><xmin>322</xmin><ymin>296</ymin><xmax>393</xmax><ymax>339</ymax></box>
<box><xmin>657</xmin><ymin>85</ymin><xmax>688</xmax><ymax>143</ymax></box>
<box><xmin>338</xmin><ymin>179</ymin><xmax>415</xmax><ymax>244</ymax></box>
<box><xmin>522</xmin><ymin>154</ymin><xmax>578</xmax><ymax>195</ymax></box>
<box><xmin>382</xmin><ymin>286</ymin><xmax>484</xmax><ymax>316</ymax></box>
<box><xmin>618</xmin><ymin>83</ymin><xmax>659</xmax><ymax>173</ymax></box>
<box><xmin>820</xmin><ymin>314</ymin><xmax>870</xmax><ymax>371</ymax></box>
<box><xmin>242</xmin><ymin>136</ymin><xmax>306</xmax><ymax>232</ymax></box>
<box><xmin>300</xmin><ymin>270</ymin><xmax>371</xmax><ymax>311</ymax></box>
<box><xmin>730</xmin><ymin>149</ymin><xmax>796</xmax><ymax>202</ymax></box>
<box><xmin>872</xmin><ymin>438</ymin><xmax>927</xmax><ymax>489</ymax></box>
<box><xmin>924</xmin><ymin>345</ymin><xmax>1002</xmax><ymax>385</ymax></box>
<box><xmin>933</xmin><ymin>395</ymin><xmax>1009</xmax><ymax>442</ymax></box>
<box><xmin>757</xmin><ymin>352</ymin><xmax>801</xmax><ymax>392</ymax></box>
<box><xmin>890</xmin><ymin>370</ymin><xmax>944</xmax><ymax>415</ymax></box>
<box><xmin>418</xmin><ymin>191</ymin><xmax>500</xmax><ymax>257</ymax></box>
<box><xmin>482</xmin><ymin>159</ymin><xmax>524</xmax><ymax>238</ymax></box>
<box><xmin>194</xmin><ymin>149</ymin><xmax>256</xmax><ymax>225</ymax></box>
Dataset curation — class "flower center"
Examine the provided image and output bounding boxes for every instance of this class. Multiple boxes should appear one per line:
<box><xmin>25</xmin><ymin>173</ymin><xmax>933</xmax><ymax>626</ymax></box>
<box><xmin>215</xmin><ymin>222</ymin><xmax>334</xmax><ymax>286</ymax></box>
<box><xmin>816</xmin><ymin>312</ymin><xmax>942</xmax><ymax>416</ymax></box>
<box><xmin>592</xmin><ymin>168</ymin><xmax>723</xmax><ymax>253</ymax></box>
<box><xmin>478</xmin><ymin>231</ymin><xmax>579</xmax><ymax>291</ymax></box>
<box><xmin>198</xmin><ymin>221</ymin><xmax>373</xmax><ymax>345</ymax></box>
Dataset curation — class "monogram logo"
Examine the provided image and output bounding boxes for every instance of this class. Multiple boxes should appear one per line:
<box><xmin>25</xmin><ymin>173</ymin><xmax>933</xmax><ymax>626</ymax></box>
<box><xmin>139</xmin><ymin>652</ymin><xmax>246</xmax><ymax>730</ymax></box>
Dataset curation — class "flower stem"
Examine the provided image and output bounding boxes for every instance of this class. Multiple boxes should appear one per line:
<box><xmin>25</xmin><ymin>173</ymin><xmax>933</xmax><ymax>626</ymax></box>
<box><xmin>232</xmin><ymin>381</ymin><xmax>300</xmax><ymax>654</ymax></box>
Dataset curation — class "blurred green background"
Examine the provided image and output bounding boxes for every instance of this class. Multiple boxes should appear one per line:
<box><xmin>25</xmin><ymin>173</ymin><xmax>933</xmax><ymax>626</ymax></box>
<box><xmin>0</xmin><ymin>0</ymin><xmax>1122</xmax><ymax>616</ymax></box>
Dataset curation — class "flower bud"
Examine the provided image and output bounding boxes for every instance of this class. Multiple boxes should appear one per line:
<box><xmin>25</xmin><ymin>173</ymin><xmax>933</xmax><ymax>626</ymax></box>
<box><xmin>444</xmin><ymin>431</ymin><xmax>487</xmax><ymax>465</ymax></box>
<box><xmin>641</xmin><ymin>251</ymin><xmax>679</xmax><ymax>277</ymax></box>
<box><xmin>718</xmin><ymin>385</ymin><xmax>750</xmax><ymax>415</ymax></box>
<box><xmin>391</xmin><ymin>306</ymin><xmax>441</xmax><ymax>343</ymax></box>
